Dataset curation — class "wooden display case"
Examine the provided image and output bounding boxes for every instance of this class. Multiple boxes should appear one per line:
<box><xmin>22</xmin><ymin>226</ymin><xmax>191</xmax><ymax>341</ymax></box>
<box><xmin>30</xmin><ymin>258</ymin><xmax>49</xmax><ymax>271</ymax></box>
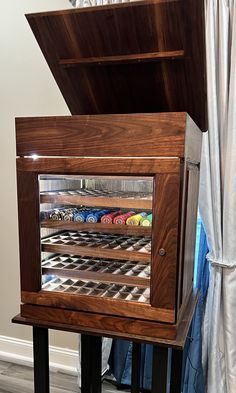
<box><xmin>15</xmin><ymin>0</ymin><xmax>205</xmax><ymax>341</ymax></box>
<box><xmin>16</xmin><ymin>112</ymin><xmax>201</xmax><ymax>340</ymax></box>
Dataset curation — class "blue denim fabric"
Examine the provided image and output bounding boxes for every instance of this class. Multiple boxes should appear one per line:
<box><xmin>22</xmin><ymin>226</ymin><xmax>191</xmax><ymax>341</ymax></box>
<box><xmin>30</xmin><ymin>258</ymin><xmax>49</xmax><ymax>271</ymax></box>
<box><xmin>182</xmin><ymin>224</ymin><xmax>209</xmax><ymax>393</ymax></box>
<box><xmin>109</xmin><ymin>340</ymin><xmax>153</xmax><ymax>389</ymax></box>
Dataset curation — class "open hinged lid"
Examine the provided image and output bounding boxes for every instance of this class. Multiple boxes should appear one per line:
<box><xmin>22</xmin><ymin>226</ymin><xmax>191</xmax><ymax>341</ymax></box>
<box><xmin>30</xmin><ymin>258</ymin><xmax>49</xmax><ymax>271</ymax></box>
<box><xmin>26</xmin><ymin>0</ymin><xmax>207</xmax><ymax>131</ymax></box>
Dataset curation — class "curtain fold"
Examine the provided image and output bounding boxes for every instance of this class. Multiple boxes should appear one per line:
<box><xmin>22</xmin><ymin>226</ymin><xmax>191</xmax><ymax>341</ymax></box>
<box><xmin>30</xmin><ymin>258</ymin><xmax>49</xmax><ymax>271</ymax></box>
<box><xmin>200</xmin><ymin>1</ymin><xmax>236</xmax><ymax>392</ymax></box>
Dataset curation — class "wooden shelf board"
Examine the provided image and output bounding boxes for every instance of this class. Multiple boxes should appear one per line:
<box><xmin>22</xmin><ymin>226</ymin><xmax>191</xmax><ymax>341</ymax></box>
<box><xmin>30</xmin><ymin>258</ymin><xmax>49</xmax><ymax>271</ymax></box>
<box><xmin>40</xmin><ymin>194</ymin><xmax>152</xmax><ymax>209</ymax></box>
<box><xmin>59</xmin><ymin>50</ymin><xmax>185</xmax><ymax>67</ymax></box>
<box><xmin>42</xmin><ymin>243</ymin><xmax>151</xmax><ymax>262</ymax></box>
<box><xmin>41</xmin><ymin>220</ymin><xmax>152</xmax><ymax>235</ymax></box>
<box><xmin>42</xmin><ymin>267</ymin><xmax>149</xmax><ymax>288</ymax></box>
<box><xmin>21</xmin><ymin>290</ymin><xmax>175</xmax><ymax>323</ymax></box>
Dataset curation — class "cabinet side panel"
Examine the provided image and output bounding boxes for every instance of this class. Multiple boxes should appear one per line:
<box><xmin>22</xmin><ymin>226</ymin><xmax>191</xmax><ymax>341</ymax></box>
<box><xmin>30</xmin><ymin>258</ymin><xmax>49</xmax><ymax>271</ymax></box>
<box><xmin>181</xmin><ymin>168</ymin><xmax>200</xmax><ymax>304</ymax></box>
<box><xmin>17</xmin><ymin>171</ymin><xmax>41</xmax><ymax>292</ymax></box>
<box><xmin>151</xmin><ymin>172</ymin><xmax>180</xmax><ymax>310</ymax></box>
<box><xmin>176</xmin><ymin>163</ymin><xmax>188</xmax><ymax>311</ymax></box>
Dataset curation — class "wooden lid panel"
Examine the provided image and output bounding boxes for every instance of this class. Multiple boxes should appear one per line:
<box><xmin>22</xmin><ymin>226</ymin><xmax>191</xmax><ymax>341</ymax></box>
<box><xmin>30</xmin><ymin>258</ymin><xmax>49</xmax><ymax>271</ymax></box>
<box><xmin>26</xmin><ymin>0</ymin><xmax>206</xmax><ymax>130</ymax></box>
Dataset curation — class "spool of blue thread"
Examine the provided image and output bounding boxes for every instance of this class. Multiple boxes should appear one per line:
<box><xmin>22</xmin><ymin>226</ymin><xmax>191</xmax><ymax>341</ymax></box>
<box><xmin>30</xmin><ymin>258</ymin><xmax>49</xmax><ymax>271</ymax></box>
<box><xmin>86</xmin><ymin>209</ymin><xmax>110</xmax><ymax>223</ymax></box>
<box><xmin>74</xmin><ymin>209</ymin><xmax>91</xmax><ymax>222</ymax></box>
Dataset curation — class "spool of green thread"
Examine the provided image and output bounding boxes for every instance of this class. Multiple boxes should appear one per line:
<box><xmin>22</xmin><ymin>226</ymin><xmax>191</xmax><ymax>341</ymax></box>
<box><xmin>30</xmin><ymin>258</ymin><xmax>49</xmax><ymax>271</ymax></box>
<box><xmin>140</xmin><ymin>213</ymin><xmax>152</xmax><ymax>226</ymax></box>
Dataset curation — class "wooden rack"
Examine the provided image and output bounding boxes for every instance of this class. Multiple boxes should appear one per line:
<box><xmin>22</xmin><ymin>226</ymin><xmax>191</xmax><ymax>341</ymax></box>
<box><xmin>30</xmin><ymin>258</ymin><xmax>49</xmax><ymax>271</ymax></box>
<box><xmin>41</xmin><ymin>231</ymin><xmax>151</xmax><ymax>263</ymax></box>
<box><xmin>41</xmin><ymin>221</ymin><xmax>152</xmax><ymax>236</ymax></box>
<box><xmin>40</xmin><ymin>189</ymin><xmax>152</xmax><ymax>210</ymax></box>
<box><xmin>42</xmin><ymin>276</ymin><xmax>150</xmax><ymax>303</ymax></box>
<box><xmin>42</xmin><ymin>254</ymin><xmax>150</xmax><ymax>288</ymax></box>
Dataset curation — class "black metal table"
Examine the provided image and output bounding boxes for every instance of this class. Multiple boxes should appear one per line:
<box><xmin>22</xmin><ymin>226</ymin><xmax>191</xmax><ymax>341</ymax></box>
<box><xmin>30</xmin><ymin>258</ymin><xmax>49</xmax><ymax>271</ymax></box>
<box><xmin>12</xmin><ymin>292</ymin><xmax>196</xmax><ymax>393</ymax></box>
<box><xmin>31</xmin><ymin>327</ymin><xmax>184</xmax><ymax>393</ymax></box>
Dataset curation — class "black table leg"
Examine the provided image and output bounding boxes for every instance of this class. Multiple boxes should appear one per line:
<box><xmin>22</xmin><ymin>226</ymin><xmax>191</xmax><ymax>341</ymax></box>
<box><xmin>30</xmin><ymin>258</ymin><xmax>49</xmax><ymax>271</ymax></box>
<box><xmin>169</xmin><ymin>349</ymin><xmax>183</xmax><ymax>393</ymax></box>
<box><xmin>33</xmin><ymin>327</ymin><xmax>50</xmax><ymax>393</ymax></box>
<box><xmin>81</xmin><ymin>334</ymin><xmax>92</xmax><ymax>393</ymax></box>
<box><xmin>91</xmin><ymin>336</ymin><xmax>102</xmax><ymax>393</ymax></box>
<box><xmin>81</xmin><ymin>334</ymin><xmax>102</xmax><ymax>393</ymax></box>
<box><xmin>151</xmin><ymin>346</ymin><xmax>169</xmax><ymax>393</ymax></box>
<box><xmin>131</xmin><ymin>342</ymin><xmax>141</xmax><ymax>393</ymax></box>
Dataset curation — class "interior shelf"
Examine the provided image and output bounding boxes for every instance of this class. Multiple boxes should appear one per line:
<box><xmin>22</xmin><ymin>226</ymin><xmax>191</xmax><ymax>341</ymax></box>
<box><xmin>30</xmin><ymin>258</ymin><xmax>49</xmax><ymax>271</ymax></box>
<box><xmin>59</xmin><ymin>50</ymin><xmax>185</xmax><ymax>67</ymax></box>
<box><xmin>42</xmin><ymin>254</ymin><xmax>150</xmax><ymax>288</ymax></box>
<box><xmin>41</xmin><ymin>231</ymin><xmax>151</xmax><ymax>262</ymax></box>
<box><xmin>42</xmin><ymin>276</ymin><xmax>150</xmax><ymax>304</ymax></box>
<box><xmin>40</xmin><ymin>189</ymin><xmax>152</xmax><ymax>210</ymax></box>
<box><xmin>41</xmin><ymin>220</ymin><xmax>152</xmax><ymax>236</ymax></box>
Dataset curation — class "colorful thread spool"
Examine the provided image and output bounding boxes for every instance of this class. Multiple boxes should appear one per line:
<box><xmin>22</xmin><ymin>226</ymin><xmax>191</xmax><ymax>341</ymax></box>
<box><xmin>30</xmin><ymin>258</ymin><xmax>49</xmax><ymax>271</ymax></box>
<box><xmin>74</xmin><ymin>209</ymin><xmax>91</xmax><ymax>222</ymax></box>
<box><xmin>63</xmin><ymin>208</ymin><xmax>78</xmax><ymax>221</ymax></box>
<box><xmin>140</xmin><ymin>213</ymin><xmax>152</xmax><ymax>227</ymax></box>
<box><xmin>86</xmin><ymin>209</ymin><xmax>110</xmax><ymax>223</ymax></box>
<box><xmin>126</xmin><ymin>212</ymin><xmax>147</xmax><ymax>226</ymax></box>
<box><xmin>50</xmin><ymin>208</ymin><xmax>65</xmax><ymax>220</ymax></box>
<box><xmin>101</xmin><ymin>210</ymin><xmax>122</xmax><ymax>224</ymax></box>
<box><xmin>113</xmin><ymin>211</ymin><xmax>136</xmax><ymax>225</ymax></box>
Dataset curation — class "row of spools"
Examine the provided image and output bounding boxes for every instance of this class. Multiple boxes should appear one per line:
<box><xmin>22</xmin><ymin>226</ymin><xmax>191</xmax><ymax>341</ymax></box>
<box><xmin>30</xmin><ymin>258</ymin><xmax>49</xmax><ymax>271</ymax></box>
<box><xmin>40</xmin><ymin>207</ymin><xmax>152</xmax><ymax>226</ymax></box>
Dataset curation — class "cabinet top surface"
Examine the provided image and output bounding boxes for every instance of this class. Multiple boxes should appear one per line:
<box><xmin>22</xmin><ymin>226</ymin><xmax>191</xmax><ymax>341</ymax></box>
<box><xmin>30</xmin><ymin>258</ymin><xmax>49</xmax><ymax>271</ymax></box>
<box><xmin>15</xmin><ymin>112</ymin><xmax>202</xmax><ymax>160</ymax></box>
<box><xmin>25</xmin><ymin>0</ymin><xmax>207</xmax><ymax>131</ymax></box>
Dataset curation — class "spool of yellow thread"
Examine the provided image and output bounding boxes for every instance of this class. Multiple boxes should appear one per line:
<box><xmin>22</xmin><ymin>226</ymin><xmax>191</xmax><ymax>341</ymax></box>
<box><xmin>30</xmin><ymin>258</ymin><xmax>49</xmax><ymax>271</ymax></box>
<box><xmin>126</xmin><ymin>212</ymin><xmax>147</xmax><ymax>226</ymax></box>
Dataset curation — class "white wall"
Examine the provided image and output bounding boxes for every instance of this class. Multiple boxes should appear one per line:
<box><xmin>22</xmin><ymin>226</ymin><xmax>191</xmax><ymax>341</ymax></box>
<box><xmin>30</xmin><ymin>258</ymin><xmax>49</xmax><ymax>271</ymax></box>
<box><xmin>0</xmin><ymin>0</ymin><xmax>79</xmax><ymax>353</ymax></box>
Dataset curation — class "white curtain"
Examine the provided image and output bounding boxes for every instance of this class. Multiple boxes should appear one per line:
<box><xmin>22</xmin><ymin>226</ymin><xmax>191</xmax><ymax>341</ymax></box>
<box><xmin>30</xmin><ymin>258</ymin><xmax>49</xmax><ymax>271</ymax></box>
<box><xmin>200</xmin><ymin>0</ymin><xmax>236</xmax><ymax>392</ymax></box>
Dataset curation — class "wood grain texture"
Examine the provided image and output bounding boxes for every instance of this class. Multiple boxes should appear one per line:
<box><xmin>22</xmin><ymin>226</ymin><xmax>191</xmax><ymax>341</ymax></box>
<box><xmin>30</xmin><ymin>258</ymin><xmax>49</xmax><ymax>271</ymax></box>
<box><xmin>59</xmin><ymin>50</ymin><xmax>185</xmax><ymax>67</ymax></box>
<box><xmin>40</xmin><ymin>194</ymin><xmax>152</xmax><ymax>210</ymax></box>
<box><xmin>15</xmin><ymin>113</ymin><xmax>186</xmax><ymax>157</ymax></box>
<box><xmin>180</xmin><ymin>0</ymin><xmax>207</xmax><ymax>132</ymax></box>
<box><xmin>17</xmin><ymin>157</ymin><xmax>181</xmax><ymax>174</ymax></box>
<box><xmin>13</xmin><ymin>311</ymin><xmax>173</xmax><ymax>346</ymax></box>
<box><xmin>21</xmin><ymin>291</ymin><xmax>175</xmax><ymax>323</ymax></box>
<box><xmin>181</xmin><ymin>169</ymin><xmax>199</xmax><ymax>302</ymax></box>
<box><xmin>41</xmin><ymin>220</ymin><xmax>152</xmax><ymax>236</ymax></box>
<box><xmin>176</xmin><ymin>162</ymin><xmax>188</xmax><ymax>312</ymax></box>
<box><xmin>17</xmin><ymin>172</ymin><xmax>41</xmax><ymax>292</ymax></box>
<box><xmin>13</xmin><ymin>292</ymin><xmax>198</xmax><ymax>346</ymax></box>
<box><xmin>41</xmin><ymin>267</ymin><xmax>149</xmax><ymax>288</ymax></box>
<box><xmin>19</xmin><ymin>304</ymin><xmax>176</xmax><ymax>340</ymax></box>
<box><xmin>41</xmin><ymin>243</ymin><xmax>151</xmax><ymax>263</ymax></box>
<box><xmin>26</xmin><ymin>0</ymin><xmax>206</xmax><ymax>130</ymax></box>
<box><xmin>185</xmin><ymin>115</ymin><xmax>202</xmax><ymax>164</ymax></box>
<box><xmin>151</xmin><ymin>174</ymin><xmax>180</xmax><ymax>310</ymax></box>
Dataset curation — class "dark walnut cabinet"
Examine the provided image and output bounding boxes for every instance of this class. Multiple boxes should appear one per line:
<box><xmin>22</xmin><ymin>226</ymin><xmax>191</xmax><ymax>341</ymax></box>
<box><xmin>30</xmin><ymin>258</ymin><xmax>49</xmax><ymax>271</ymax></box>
<box><xmin>16</xmin><ymin>112</ymin><xmax>201</xmax><ymax>340</ymax></box>
<box><xmin>15</xmin><ymin>0</ymin><xmax>205</xmax><ymax>342</ymax></box>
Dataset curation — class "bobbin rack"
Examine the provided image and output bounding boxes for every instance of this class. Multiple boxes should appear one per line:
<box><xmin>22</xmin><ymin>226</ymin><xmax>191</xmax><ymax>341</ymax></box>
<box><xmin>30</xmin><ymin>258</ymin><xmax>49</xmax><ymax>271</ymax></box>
<box><xmin>16</xmin><ymin>112</ymin><xmax>201</xmax><ymax>340</ymax></box>
<box><xmin>40</xmin><ymin>175</ymin><xmax>152</xmax><ymax>303</ymax></box>
<box><xmin>15</xmin><ymin>0</ymin><xmax>205</xmax><ymax>341</ymax></box>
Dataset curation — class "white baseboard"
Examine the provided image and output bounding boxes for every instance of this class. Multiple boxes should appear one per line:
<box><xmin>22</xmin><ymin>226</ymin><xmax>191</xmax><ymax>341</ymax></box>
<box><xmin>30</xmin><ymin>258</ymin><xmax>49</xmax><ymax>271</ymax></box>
<box><xmin>0</xmin><ymin>335</ymin><xmax>79</xmax><ymax>376</ymax></box>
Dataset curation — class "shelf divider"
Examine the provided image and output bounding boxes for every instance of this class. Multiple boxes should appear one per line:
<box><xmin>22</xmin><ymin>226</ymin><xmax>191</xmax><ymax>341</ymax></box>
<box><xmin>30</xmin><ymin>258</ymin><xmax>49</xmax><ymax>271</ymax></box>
<box><xmin>40</xmin><ymin>194</ymin><xmax>152</xmax><ymax>210</ymax></box>
<box><xmin>59</xmin><ymin>50</ymin><xmax>185</xmax><ymax>67</ymax></box>
<box><xmin>42</xmin><ymin>267</ymin><xmax>149</xmax><ymax>288</ymax></box>
<box><xmin>42</xmin><ymin>243</ymin><xmax>151</xmax><ymax>263</ymax></box>
<box><xmin>41</xmin><ymin>220</ymin><xmax>152</xmax><ymax>236</ymax></box>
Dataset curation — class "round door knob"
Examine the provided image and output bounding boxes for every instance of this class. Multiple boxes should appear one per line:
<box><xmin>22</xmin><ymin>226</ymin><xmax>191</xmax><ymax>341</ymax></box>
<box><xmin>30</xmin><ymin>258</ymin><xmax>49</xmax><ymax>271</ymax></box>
<box><xmin>159</xmin><ymin>248</ymin><xmax>166</xmax><ymax>256</ymax></box>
